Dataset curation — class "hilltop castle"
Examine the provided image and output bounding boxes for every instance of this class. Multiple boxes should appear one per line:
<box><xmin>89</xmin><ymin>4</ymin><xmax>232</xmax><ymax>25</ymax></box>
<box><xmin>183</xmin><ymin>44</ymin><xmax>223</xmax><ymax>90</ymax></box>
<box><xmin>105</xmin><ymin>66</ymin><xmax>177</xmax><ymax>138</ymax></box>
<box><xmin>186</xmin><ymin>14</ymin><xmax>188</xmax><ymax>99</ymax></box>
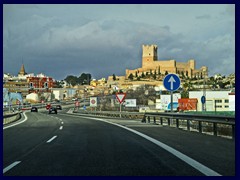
<box><xmin>126</xmin><ymin>44</ymin><xmax>208</xmax><ymax>79</ymax></box>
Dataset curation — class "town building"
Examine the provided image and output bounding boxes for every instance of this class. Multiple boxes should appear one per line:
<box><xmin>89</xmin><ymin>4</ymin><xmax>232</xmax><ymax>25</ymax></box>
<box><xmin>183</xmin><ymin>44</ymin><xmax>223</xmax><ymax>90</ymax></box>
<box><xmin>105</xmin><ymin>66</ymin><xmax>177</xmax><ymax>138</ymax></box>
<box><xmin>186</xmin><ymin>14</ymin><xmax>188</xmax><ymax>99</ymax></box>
<box><xmin>189</xmin><ymin>90</ymin><xmax>235</xmax><ymax>112</ymax></box>
<box><xmin>3</xmin><ymin>64</ymin><xmax>56</xmax><ymax>100</ymax></box>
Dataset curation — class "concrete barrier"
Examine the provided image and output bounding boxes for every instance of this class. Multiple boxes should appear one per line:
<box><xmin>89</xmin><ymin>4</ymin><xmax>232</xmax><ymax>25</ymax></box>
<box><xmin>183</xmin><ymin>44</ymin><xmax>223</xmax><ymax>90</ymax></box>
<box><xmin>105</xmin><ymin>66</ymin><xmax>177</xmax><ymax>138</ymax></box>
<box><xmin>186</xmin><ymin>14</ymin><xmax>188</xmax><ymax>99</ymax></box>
<box><xmin>3</xmin><ymin>112</ymin><xmax>22</xmax><ymax>125</ymax></box>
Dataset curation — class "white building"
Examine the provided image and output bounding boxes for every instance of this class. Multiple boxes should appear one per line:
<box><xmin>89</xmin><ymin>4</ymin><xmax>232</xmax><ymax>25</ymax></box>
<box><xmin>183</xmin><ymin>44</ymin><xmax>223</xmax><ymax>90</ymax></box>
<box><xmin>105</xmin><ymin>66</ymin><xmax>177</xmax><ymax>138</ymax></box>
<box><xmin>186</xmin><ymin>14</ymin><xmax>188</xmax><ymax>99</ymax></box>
<box><xmin>52</xmin><ymin>90</ymin><xmax>64</xmax><ymax>100</ymax></box>
<box><xmin>189</xmin><ymin>90</ymin><xmax>234</xmax><ymax>112</ymax></box>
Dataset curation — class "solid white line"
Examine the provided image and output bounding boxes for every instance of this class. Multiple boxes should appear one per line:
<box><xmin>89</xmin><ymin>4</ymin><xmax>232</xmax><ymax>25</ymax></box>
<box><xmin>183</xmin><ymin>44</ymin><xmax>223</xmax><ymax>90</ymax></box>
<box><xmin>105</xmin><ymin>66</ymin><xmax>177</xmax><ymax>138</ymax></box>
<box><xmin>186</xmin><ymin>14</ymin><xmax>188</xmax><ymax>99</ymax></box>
<box><xmin>85</xmin><ymin>116</ymin><xmax>222</xmax><ymax>176</ymax></box>
<box><xmin>61</xmin><ymin>122</ymin><xmax>64</xmax><ymax>124</ymax></box>
<box><xmin>3</xmin><ymin>161</ymin><xmax>21</xmax><ymax>174</ymax></box>
<box><xmin>3</xmin><ymin>112</ymin><xmax>28</xmax><ymax>130</ymax></box>
<box><xmin>59</xmin><ymin>126</ymin><xmax>63</xmax><ymax>130</ymax></box>
<box><xmin>46</xmin><ymin>135</ymin><xmax>57</xmax><ymax>143</ymax></box>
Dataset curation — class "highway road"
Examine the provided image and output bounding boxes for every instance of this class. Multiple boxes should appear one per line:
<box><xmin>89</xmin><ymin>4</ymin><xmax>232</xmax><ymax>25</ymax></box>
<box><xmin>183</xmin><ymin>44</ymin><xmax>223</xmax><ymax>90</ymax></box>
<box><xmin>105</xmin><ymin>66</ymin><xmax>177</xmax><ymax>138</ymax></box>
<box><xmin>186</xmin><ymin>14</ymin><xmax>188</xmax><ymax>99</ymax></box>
<box><xmin>3</xmin><ymin>109</ymin><xmax>235</xmax><ymax>176</ymax></box>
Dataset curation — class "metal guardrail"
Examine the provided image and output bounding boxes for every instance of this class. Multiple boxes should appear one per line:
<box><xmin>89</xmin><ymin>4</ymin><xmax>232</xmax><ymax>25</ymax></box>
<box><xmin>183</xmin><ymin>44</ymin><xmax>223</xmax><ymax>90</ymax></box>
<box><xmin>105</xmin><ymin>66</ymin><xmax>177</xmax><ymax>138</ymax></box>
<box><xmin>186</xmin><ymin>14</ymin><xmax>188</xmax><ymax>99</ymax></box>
<box><xmin>73</xmin><ymin>110</ymin><xmax>145</xmax><ymax>119</ymax></box>
<box><xmin>143</xmin><ymin>112</ymin><xmax>235</xmax><ymax>139</ymax></box>
<box><xmin>73</xmin><ymin>110</ymin><xmax>235</xmax><ymax>139</ymax></box>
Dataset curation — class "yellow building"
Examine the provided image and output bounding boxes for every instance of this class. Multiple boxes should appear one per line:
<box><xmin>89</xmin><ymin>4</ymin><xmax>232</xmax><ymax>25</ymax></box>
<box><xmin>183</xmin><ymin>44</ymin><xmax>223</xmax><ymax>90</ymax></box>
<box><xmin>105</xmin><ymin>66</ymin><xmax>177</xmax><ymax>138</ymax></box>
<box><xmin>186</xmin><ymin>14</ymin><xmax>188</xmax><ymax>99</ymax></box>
<box><xmin>126</xmin><ymin>44</ymin><xmax>208</xmax><ymax>79</ymax></box>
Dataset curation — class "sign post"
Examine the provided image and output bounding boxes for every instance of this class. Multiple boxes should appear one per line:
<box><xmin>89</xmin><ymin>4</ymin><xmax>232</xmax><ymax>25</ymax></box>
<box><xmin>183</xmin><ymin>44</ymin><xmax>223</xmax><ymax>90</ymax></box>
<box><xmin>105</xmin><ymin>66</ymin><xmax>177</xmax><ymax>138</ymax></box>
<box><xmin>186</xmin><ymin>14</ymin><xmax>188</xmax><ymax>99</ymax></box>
<box><xmin>163</xmin><ymin>74</ymin><xmax>181</xmax><ymax>112</ymax></box>
<box><xmin>116</xmin><ymin>93</ymin><xmax>126</xmax><ymax>118</ymax></box>
<box><xmin>201</xmin><ymin>96</ymin><xmax>206</xmax><ymax>111</ymax></box>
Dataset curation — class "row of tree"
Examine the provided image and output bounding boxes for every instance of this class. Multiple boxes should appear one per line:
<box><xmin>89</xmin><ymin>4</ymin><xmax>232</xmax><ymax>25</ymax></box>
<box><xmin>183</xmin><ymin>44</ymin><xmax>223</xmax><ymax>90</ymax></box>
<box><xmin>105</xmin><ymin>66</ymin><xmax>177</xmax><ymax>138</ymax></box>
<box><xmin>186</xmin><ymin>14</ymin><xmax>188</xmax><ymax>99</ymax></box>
<box><xmin>58</xmin><ymin>73</ymin><xmax>92</xmax><ymax>87</ymax></box>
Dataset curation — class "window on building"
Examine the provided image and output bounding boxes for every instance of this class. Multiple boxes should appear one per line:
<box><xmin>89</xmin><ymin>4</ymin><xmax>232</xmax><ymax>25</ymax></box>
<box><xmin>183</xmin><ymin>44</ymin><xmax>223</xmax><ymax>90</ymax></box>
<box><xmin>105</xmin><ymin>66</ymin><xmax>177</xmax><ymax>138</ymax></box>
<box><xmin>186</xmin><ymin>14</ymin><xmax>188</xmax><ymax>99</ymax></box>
<box><xmin>225</xmin><ymin>100</ymin><xmax>229</xmax><ymax>103</ymax></box>
<box><xmin>225</xmin><ymin>106</ymin><xmax>229</xmax><ymax>108</ymax></box>
<box><xmin>215</xmin><ymin>100</ymin><xmax>222</xmax><ymax>103</ymax></box>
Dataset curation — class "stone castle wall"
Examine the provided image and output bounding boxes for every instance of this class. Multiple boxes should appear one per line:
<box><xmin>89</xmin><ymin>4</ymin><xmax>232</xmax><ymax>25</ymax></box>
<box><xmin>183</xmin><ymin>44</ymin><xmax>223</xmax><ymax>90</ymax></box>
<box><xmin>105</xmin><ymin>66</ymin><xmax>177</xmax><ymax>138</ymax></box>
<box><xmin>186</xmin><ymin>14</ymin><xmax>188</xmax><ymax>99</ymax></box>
<box><xmin>126</xmin><ymin>44</ymin><xmax>207</xmax><ymax>79</ymax></box>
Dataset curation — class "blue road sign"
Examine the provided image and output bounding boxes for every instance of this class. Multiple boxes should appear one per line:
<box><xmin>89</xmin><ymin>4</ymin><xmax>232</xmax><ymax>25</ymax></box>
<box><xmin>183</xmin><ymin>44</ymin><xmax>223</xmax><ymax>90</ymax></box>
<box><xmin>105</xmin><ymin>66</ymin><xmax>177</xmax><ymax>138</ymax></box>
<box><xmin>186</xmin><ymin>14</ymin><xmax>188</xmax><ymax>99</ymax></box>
<box><xmin>163</xmin><ymin>74</ymin><xmax>181</xmax><ymax>91</ymax></box>
<box><xmin>201</xmin><ymin>96</ymin><xmax>206</xmax><ymax>104</ymax></box>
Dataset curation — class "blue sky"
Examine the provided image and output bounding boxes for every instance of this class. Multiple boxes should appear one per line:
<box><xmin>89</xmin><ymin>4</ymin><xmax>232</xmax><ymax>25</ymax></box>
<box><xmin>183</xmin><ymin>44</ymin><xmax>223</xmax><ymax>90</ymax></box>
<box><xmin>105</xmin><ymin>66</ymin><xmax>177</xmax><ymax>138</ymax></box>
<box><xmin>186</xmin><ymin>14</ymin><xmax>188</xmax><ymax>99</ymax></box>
<box><xmin>3</xmin><ymin>4</ymin><xmax>235</xmax><ymax>80</ymax></box>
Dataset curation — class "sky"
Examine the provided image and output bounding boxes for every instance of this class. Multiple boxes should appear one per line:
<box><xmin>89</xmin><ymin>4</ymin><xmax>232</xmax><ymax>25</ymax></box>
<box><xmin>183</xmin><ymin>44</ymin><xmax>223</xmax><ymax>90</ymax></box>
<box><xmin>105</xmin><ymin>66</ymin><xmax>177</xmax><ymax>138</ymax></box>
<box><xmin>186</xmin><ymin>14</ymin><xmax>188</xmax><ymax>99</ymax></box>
<box><xmin>3</xmin><ymin>4</ymin><xmax>235</xmax><ymax>80</ymax></box>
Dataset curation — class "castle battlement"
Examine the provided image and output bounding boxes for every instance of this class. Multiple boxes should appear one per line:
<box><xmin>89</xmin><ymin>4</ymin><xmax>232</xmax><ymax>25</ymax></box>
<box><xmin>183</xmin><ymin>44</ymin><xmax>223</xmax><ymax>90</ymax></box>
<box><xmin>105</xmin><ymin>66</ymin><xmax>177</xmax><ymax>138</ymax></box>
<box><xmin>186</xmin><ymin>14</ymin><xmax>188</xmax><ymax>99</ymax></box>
<box><xmin>126</xmin><ymin>44</ymin><xmax>208</xmax><ymax>79</ymax></box>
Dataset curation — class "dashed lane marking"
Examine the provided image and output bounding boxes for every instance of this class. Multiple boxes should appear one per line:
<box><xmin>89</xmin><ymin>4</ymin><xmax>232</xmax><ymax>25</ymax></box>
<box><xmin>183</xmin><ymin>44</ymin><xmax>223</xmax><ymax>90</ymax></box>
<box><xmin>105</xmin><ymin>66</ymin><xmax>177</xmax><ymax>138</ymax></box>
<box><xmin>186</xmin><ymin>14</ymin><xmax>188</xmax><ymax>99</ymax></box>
<box><xmin>3</xmin><ymin>161</ymin><xmax>21</xmax><ymax>174</ymax></box>
<box><xmin>46</xmin><ymin>136</ymin><xmax>57</xmax><ymax>143</ymax></box>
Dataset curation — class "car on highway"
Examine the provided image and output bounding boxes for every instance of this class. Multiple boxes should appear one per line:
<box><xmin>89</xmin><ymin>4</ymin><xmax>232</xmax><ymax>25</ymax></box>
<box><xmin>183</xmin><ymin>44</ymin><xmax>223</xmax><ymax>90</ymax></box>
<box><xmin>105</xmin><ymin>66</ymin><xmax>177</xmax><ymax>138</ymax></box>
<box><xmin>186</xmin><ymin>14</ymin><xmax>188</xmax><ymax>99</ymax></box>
<box><xmin>46</xmin><ymin>104</ymin><xmax>51</xmax><ymax>110</ymax></box>
<box><xmin>49</xmin><ymin>107</ymin><xmax>57</xmax><ymax>114</ymax></box>
<box><xmin>56</xmin><ymin>105</ymin><xmax>62</xmax><ymax>110</ymax></box>
<box><xmin>31</xmin><ymin>106</ymin><xmax>38</xmax><ymax>112</ymax></box>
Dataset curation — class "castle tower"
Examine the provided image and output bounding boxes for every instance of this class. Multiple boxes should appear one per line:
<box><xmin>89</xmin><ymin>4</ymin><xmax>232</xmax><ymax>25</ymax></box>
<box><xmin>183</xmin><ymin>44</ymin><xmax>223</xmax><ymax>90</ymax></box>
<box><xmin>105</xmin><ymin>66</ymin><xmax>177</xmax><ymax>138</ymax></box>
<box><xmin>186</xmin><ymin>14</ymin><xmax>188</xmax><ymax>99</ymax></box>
<box><xmin>142</xmin><ymin>44</ymin><xmax>158</xmax><ymax>68</ymax></box>
<box><xmin>18</xmin><ymin>64</ymin><xmax>27</xmax><ymax>76</ymax></box>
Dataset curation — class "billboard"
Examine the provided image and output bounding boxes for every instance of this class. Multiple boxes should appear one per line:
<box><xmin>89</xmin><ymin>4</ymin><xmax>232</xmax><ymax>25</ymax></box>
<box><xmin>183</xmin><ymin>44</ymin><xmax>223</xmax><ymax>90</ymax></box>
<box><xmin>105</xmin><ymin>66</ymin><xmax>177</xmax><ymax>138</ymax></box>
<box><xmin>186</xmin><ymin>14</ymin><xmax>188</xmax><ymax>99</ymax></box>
<box><xmin>159</xmin><ymin>93</ymin><xmax>181</xmax><ymax>110</ymax></box>
<box><xmin>178</xmin><ymin>98</ymin><xmax>198</xmax><ymax>111</ymax></box>
<box><xmin>125</xmin><ymin>99</ymin><xmax>137</xmax><ymax>107</ymax></box>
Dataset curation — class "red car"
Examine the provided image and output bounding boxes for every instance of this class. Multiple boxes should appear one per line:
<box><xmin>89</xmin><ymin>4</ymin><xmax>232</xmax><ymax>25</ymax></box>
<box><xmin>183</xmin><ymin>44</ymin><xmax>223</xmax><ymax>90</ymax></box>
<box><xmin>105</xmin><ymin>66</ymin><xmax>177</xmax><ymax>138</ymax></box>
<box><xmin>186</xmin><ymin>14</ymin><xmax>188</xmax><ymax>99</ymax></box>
<box><xmin>46</xmin><ymin>104</ymin><xmax>51</xmax><ymax>110</ymax></box>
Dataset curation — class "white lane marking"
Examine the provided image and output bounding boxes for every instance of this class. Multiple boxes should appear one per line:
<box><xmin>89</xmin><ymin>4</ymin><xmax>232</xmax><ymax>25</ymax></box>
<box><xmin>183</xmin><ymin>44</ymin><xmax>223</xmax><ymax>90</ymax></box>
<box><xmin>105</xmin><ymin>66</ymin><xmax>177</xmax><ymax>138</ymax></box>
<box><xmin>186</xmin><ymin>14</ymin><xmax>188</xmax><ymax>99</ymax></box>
<box><xmin>85</xmin><ymin>116</ymin><xmax>222</xmax><ymax>176</ymax></box>
<box><xmin>46</xmin><ymin>136</ymin><xmax>57</xmax><ymax>143</ymax></box>
<box><xmin>3</xmin><ymin>112</ymin><xmax>28</xmax><ymax>130</ymax></box>
<box><xmin>61</xmin><ymin>121</ymin><xmax>64</xmax><ymax>124</ymax></box>
<box><xmin>3</xmin><ymin>161</ymin><xmax>21</xmax><ymax>174</ymax></box>
<box><xmin>59</xmin><ymin>126</ymin><xmax>63</xmax><ymax>130</ymax></box>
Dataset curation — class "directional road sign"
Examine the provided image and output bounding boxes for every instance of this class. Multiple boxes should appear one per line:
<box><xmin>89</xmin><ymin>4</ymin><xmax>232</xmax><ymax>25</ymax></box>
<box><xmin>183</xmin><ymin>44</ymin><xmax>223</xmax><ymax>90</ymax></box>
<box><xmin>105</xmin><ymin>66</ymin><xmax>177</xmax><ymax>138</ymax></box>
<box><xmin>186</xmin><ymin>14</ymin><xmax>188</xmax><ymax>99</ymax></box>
<box><xmin>116</xmin><ymin>93</ymin><xmax>126</xmax><ymax>104</ymax></box>
<box><xmin>201</xmin><ymin>96</ymin><xmax>206</xmax><ymax>104</ymax></box>
<box><xmin>163</xmin><ymin>74</ymin><xmax>181</xmax><ymax>92</ymax></box>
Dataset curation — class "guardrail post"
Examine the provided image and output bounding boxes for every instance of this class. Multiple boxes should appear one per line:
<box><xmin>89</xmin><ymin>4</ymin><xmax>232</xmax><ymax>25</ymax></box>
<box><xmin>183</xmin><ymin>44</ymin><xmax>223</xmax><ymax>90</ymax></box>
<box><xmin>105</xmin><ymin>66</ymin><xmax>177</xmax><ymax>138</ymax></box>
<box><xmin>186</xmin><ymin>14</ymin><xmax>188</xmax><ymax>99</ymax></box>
<box><xmin>168</xmin><ymin>118</ymin><xmax>170</xmax><ymax>126</ymax></box>
<box><xmin>187</xmin><ymin>120</ymin><xmax>190</xmax><ymax>131</ymax></box>
<box><xmin>176</xmin><ymin>119</ymin><xmax>179</xmax><ymax>128</ymax></box>
<box><xmin>232</xmin><ymin>125</ymin><xmax>235</xmax><ymax>140</ymax></box>
<box><xmin>142</xmin><ymin>115</ymin><xmax>146</xmax><ymax>123</ymax></box>
<box><xmin>148</xmin><ymin>116</ymin><xmax>150</xmax><ymax>123</ymax></box>
<box><xmin>213</xmin><ymin>122</ymin><xmax>217</xmax><ymax>136</ymax></box>
<box><xmin>153</xmin><ymin>116</ymin><xmax>156</xmax><ymax>124</ymax></box>
<box><xmin>160</xmin><ymin>117</ymin><xmax>163</xmax><ymax>125</ymax></box>
<box><xmin>198</xmin><ymin>121</ymin><xmax>202</xmax><ymax>133</ymax></box>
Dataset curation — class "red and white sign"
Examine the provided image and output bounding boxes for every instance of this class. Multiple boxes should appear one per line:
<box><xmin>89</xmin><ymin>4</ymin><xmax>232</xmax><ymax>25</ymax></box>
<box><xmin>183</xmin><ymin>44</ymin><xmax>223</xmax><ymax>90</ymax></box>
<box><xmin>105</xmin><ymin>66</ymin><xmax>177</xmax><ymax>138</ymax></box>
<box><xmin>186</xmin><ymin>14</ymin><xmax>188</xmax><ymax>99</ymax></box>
<box><xmin>90</xmin><ymin>97</ymin><xmax>97</xmax><ymax>107</ymax></box>
<box><xmin>116</xmin><ymin>93</ymin><xmax>127</xmax><ymax>104</ymax></box>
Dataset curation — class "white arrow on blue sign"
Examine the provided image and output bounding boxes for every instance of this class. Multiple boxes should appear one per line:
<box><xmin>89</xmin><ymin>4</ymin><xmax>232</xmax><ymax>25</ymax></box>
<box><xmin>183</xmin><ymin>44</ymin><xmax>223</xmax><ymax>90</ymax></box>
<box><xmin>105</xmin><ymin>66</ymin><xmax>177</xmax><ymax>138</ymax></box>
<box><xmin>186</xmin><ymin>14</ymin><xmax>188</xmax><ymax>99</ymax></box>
<box><xmin>163</xmin><ymin>74</ymin><xmax>181</xmax><ymax>91</ymax></box>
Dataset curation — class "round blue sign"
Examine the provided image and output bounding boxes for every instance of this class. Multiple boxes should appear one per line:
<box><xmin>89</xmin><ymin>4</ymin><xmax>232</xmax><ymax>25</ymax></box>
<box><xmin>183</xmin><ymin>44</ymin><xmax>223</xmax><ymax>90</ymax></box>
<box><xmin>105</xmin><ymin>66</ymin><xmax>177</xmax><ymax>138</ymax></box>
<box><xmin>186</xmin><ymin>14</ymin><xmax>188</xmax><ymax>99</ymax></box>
<box><xmin>201</xmin><ymin>96</ymin><xmax>206</xmax><ymax>104</ymax></box>
<box><xmin>163</xmin><ymin>74</ymin><xmax>181</xmax><ymax>91</ymax></box>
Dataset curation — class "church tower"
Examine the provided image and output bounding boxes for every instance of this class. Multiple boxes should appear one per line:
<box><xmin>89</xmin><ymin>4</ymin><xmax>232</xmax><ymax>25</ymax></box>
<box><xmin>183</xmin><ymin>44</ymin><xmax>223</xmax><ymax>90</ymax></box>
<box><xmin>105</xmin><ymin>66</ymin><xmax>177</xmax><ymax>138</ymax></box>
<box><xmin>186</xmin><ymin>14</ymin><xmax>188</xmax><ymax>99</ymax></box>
<box><xmin>142</xmin><ymin>44</ymin><xmax>158</xmax><ymax>68</ymax></box>
<box><xmin>18</xmin><ymin>64</ymin><xmax>27</xmax><ymax>76</ymax></box>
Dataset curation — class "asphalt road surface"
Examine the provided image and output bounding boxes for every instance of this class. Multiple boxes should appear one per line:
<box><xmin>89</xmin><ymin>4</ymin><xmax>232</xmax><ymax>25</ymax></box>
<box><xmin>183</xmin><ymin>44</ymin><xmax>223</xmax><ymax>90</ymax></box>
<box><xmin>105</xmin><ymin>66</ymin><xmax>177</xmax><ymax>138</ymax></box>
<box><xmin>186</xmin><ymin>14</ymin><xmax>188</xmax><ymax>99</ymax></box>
<box><xmin>3</xmin><ymin>109</ymin><xmax>235</xmax><ymax>176</ymax></box>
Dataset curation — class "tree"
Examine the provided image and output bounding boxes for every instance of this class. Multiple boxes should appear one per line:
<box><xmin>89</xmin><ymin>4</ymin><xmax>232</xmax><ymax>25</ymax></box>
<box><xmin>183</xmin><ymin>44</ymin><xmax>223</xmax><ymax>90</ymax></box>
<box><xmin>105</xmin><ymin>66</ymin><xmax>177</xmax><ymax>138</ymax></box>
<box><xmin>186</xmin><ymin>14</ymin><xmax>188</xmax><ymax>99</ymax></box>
<box><xmin>165</xmin><ymin>71</ymin><xmax>168</xmax><ymax>75</ymax></box>
<box><xmin>128</xmin><ymin>73</ymin><xmax>134</xmax><ymax>80</ymax></box>
<box><xmin>113</xmin><ymin>74</ymin><xmax>116</xmax><ymax>81</ymax></box>
<box><xmin>141</xmin><ymin>72</ymin><xmax>145</xmax><ymax>78</ymax></box>
<box><xmin>135</xmin><ymin>71</ymin><xmax>138</xmax><ymax>78</ymax></box>
<box><xmin>181</xmin><ymin>71</ymin><xmax>185</xmax><ymax>78</ymax></box>
<box><xmin>64</xmin><ymin>75</ymin><xmax>78</xmax><ymax>87</ymax></box>
<box><xmin>54</xmin><ymin>80</ymin><xmax>64</xmax><ymax>88</ymax></box>
<box><xmin>158</xmin><ymin>66</ymin><xmax>161</xmax><ymax>75</ymax></box>
<box><xmin>153</xmin><ymin>74</ymin><xmax>157</xmax><ymax>80</ymax></box>
<box><xmin>79</xmin><ymin>73</ymin><xmax>91</xmax><ymax>85</ymax></box>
